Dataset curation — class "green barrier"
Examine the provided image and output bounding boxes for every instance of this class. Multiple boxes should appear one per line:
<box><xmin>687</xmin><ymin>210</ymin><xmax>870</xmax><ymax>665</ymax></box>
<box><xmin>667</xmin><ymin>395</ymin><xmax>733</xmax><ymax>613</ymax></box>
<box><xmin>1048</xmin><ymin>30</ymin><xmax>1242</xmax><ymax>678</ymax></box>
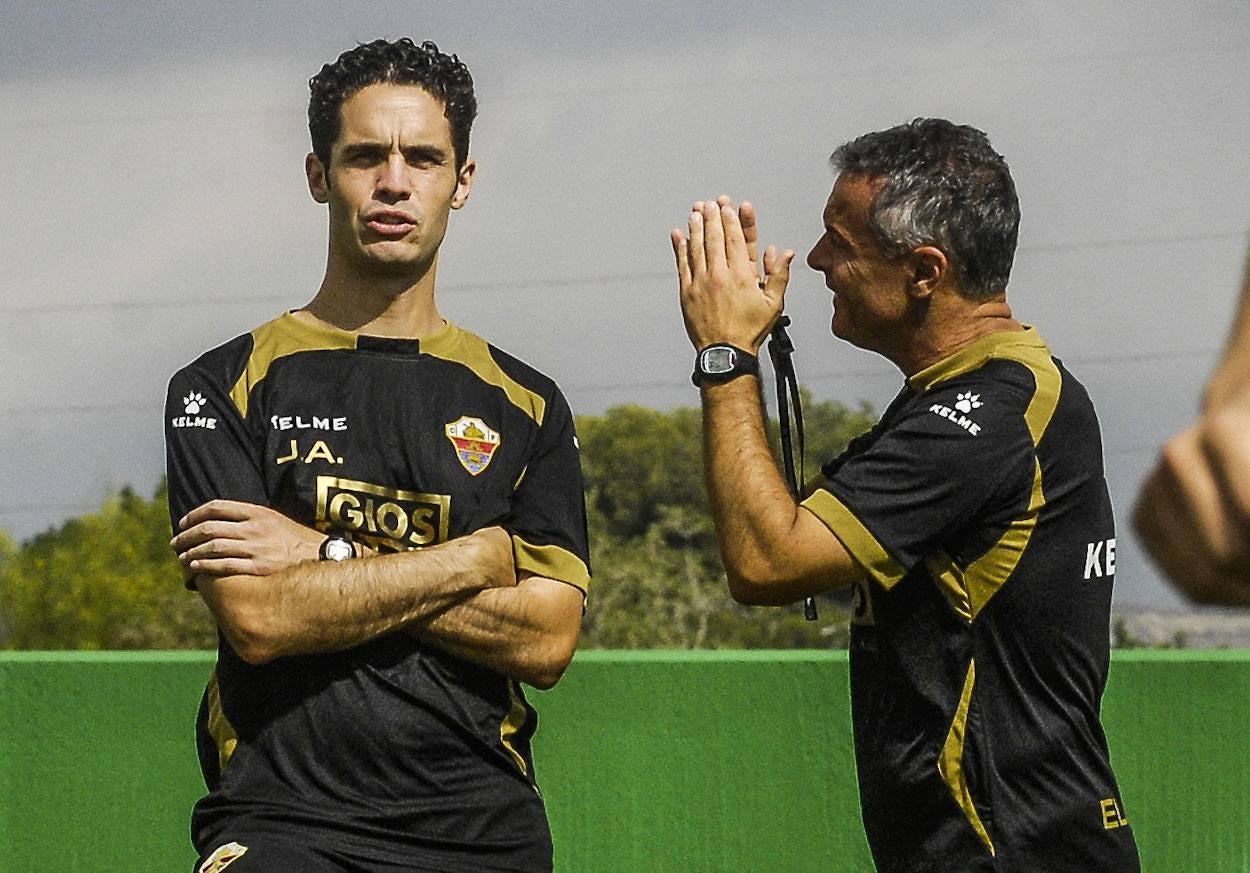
<box><xmin>1</xmin><ymin>650</ymin><xmax>1246</xmax><ymax>872</ymax></box>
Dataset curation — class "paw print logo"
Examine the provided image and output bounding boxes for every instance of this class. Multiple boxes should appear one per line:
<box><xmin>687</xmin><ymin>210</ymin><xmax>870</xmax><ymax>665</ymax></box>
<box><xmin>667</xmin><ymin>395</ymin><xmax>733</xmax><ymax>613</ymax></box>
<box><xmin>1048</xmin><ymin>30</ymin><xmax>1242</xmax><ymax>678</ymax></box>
<box><xmin>183</xmin><ymin>392</ymin><xmax>207</xmax><ymax>415</ymax></box>
<box><xmin>954</xmin><ymin>392</ymin><xmax>982</xmax><ymax>414</ymax></box>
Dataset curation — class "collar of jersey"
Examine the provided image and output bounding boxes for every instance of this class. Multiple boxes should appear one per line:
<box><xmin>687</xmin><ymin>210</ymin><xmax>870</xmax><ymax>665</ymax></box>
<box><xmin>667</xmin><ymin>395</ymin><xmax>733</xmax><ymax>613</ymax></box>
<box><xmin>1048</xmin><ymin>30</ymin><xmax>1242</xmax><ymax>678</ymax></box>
<box><xmin>279</xmin><ymin>310</ymin><xmax>461</xmax><ymax>356</ymax></box>
<box><xmin>906</xmin><ymin>325</ymin><xmax>1050</xmax><ymax>394</ymax></box>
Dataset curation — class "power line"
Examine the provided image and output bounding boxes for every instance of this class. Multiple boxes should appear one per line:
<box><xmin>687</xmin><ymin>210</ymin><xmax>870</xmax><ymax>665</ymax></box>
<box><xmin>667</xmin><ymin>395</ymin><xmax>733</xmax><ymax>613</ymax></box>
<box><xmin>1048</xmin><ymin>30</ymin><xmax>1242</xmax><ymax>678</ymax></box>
<box><xmin>2</xmin><ymin>43</ymin><xmax>1246</xmax><ymax>133</ymax></box>
<box><xmin>0</xmin><ymin>346</ymin><xmax>1222</xmax><ymax>417</ymax></box>
<box><xmin>7</xmin><ymin>272</ymin><xmax>668</xmax><ymax>315</ymax></box>
<box><xmin>8</xmin><ymin>230</ymin><xmax>1248</xmax><ymax>317</ymax></box>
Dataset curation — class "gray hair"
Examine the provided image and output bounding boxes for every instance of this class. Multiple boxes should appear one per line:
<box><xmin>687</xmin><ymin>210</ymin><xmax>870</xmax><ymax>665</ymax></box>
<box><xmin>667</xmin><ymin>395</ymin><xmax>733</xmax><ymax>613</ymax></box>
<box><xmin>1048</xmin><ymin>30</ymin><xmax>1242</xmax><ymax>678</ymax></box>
<box><xmin>831</xmin><ymin>118</ymin><xmax>1020</xmax><ymax>301</ymax></box>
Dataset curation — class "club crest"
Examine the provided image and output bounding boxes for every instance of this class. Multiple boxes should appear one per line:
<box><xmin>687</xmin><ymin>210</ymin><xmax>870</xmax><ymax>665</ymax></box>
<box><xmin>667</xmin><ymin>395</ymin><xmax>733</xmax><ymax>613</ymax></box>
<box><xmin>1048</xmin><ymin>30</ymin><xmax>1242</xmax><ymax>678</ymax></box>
<box><xmin>445</xmin><ymin>416</ymin><xmax>501</xmax><ymax>476</ymax></box>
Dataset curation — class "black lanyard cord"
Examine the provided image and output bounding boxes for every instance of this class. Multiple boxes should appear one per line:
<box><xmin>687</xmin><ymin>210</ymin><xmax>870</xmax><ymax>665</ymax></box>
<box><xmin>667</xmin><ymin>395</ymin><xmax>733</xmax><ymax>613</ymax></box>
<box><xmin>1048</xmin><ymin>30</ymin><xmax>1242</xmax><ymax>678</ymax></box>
<box><xmin>767</xmin><ymin>315</ymin><xmax>817</xmax><ymax>621</ymax></box>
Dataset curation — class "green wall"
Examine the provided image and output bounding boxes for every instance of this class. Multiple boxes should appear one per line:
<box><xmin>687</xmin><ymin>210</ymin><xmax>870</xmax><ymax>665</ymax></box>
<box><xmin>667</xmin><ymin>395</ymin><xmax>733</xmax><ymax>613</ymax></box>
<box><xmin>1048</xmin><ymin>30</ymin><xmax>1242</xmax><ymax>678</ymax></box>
<box><xmin>1</xmin><ymin>651</ymin><xmax>1246</xmax><ymax>872</ymax></box>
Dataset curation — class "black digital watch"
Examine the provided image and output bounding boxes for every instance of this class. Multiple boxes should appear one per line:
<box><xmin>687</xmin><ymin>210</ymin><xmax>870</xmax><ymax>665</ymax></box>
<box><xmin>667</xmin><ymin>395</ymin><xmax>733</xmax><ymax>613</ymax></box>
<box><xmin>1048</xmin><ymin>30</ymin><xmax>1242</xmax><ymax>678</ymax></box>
<box><xmin>692</xmin><ymin>344</ymin><xmax>760</xmax><ymax>387</ymax></box>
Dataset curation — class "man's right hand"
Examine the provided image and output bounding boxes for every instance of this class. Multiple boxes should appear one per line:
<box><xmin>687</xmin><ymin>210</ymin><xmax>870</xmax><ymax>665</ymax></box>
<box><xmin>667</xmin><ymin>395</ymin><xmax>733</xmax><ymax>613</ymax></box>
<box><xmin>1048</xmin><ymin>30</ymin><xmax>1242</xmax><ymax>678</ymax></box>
<box><xmin>671</xmin><ymin>196</ymin><xmax>794</xmax><ymax>355</ymax></box>
<box><xmin>171</xmin><ymin>499</ymin><xmax>323</xmax><ymax>579</ymax></box>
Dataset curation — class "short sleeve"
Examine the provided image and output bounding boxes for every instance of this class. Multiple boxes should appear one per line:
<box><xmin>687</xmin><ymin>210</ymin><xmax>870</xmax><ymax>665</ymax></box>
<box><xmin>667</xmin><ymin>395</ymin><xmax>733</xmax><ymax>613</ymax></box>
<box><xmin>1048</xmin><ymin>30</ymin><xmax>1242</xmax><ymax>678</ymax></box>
<box><xmin>507</xmin><ymin>389</ymin><xmax>591</xmax><ymax>594</ymax></box>
<box><xmin>800</xmin><ymin>377</ymin><xmax>1034</xmax><ymax>590</ymax></box>
<box><xmin>164</xmin><ymin>357</ymin><xmax>268</xmax><ymax>585</ymax></box>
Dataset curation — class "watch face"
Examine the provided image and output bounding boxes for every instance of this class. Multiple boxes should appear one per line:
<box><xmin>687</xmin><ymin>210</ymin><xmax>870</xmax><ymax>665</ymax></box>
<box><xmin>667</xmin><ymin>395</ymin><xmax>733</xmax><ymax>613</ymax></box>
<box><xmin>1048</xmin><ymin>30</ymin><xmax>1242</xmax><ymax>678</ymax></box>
<box><xmin>701</xmin><ymin>346</ymin><xmax>738</xmax><ymax>374</ymax></box>
<box><xmin>322</xmin><ymin>537</ymin><xmax>354</xmax><ymax>562</ymax></box>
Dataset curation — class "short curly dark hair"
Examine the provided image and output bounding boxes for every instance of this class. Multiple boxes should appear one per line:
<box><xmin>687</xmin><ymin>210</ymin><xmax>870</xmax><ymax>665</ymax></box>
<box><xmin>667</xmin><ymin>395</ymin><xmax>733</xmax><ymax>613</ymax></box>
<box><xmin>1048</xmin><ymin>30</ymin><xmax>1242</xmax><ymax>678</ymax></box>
<box><xmin>831</xmin><ymin>118</ymin><xmax>1019</xmax><ymax>301</ymax></box>
<box><xmin>308</xmin><ymin>38</ymin><xmax>477</xmax><ymax>172</ymax></box>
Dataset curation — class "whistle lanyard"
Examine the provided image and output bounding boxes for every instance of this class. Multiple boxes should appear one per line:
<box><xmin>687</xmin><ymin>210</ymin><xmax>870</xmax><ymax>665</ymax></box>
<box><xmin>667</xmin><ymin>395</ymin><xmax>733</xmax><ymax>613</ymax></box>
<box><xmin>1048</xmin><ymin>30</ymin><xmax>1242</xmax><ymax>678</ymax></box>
<box><xmin>767</xmin><ymin>315</ymin><xmax>818</xmax><ymax>621</ymax></box>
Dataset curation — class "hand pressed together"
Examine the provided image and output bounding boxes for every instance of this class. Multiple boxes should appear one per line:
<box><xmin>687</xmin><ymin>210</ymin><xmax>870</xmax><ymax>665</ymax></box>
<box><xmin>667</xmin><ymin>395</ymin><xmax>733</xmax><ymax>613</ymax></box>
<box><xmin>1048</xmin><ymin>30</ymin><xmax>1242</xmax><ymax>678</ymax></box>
<box><xmin>671</xmin><ymin>196</ymin><xmax>795</xmax><ymax>354</ymax></box>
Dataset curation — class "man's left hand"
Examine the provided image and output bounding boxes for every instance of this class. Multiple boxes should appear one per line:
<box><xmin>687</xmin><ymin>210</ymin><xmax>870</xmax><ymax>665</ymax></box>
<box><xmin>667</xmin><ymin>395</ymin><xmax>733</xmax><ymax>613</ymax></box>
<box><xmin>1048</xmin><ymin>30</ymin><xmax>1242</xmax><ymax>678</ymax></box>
<box><xmin>671</xmin><ymin>196</ymin><xmax>795</xmax><ymax>354</ymax></box>
<box><xmin>171</xmin><ymin>499</ymin><xmax>324</xmax><ymax>578</ymax></box>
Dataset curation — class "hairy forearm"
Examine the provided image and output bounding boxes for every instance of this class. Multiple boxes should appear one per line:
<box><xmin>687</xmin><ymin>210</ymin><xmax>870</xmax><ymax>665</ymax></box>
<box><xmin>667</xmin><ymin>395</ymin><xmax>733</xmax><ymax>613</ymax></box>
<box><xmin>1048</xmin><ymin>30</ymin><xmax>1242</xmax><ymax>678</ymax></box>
<box><xmin>200</xmin><ymin>530</ymin><xmax>513</xmax><ymax>664</ymax></box>
<box><xmin>407</xmin><ymin>575</ymin><xmax>584</xmax><ymax>689</ymax></box>
<box><xmin>702</xmin><ymin>378</ymin><xmax>815</xmax><ymax>603</ymax></box>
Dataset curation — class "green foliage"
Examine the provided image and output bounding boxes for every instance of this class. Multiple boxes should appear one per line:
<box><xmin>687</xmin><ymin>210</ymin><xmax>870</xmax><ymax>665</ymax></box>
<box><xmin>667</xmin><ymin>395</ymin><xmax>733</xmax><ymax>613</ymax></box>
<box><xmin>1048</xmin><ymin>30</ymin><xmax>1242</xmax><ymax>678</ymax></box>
<box><xmin>0</xmin><ymin>395</ymin><xmax>875</xmax><ymax>650</ymax></box>
<box><xmin>0</xmin><ymin>482</ymin><xmax>215</xmax><ymax>650</ymax></box>
<box><xmin>576</xmin><ymin>394</ymin><xmax>875</xmax><ymax>649</ymax></box>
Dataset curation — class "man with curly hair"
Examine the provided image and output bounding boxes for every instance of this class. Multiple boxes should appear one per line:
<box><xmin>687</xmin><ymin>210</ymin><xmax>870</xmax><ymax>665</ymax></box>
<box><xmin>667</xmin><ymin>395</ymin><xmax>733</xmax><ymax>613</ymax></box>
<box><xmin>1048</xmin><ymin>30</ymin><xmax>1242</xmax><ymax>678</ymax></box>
<box><xmin>165</xmin><ymin>39</ymin><xmax>590</xmax><ymax>873</ymax></box>
<box><xmin>672</xmin><ymin>119</ymin><xmax>1139</xmax><ymax>872</ymax></box>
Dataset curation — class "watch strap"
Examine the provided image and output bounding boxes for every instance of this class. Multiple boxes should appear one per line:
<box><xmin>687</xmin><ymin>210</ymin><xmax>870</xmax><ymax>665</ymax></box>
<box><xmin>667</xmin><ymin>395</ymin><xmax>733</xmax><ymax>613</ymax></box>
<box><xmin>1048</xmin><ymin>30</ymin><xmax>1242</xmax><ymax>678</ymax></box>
<box><xmin>692</xmin><ymin>344</ymin><xmax>759</xmax><ymax>387</ymax></box>
<box><xmin>319</xmin><ymin>535</ymin><xmax>356</xmax><ymax>561</ymax></box>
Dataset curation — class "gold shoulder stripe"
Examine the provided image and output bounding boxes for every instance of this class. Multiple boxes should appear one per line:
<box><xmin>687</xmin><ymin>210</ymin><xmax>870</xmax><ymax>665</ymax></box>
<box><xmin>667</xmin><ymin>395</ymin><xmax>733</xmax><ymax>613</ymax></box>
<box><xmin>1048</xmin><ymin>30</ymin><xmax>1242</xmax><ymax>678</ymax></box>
<box><xmin>908</xmin><ymin>326</ymin><xmax>1050</xmax><ymax>393</ymax></box>
<box><xmin>205</xmin><ymin>671</ymin><xmax>239</xmax><ymax>774</ymax></box>
<box><xmin>513</xmin><ymin>535</ymin><xmax>590</xmax><ymax>593</ymax></box>
<box><xmin>965</xmin><ymin>459</ymin><xmax>1044</xmax><ymax>620</ymax></box>
<box><xmin>800</xmin><ymin>490</ymin><xmax>906</xmax><ymax>590</ymax></box>
<box><xmin>938</xmin><ymin>659</ymin><xmax>996</xmax><ymax>856</ymax></box>
<box><xmin>1017</xmin><ymin>346</ymin><xmax>1062</xmax><ymax>444</ymax></box>
<box><xmin>422</xmin><ymin>324</ymin><xmax>547</xmax><ymax>426</ymax></box>
<box><xmin>228</xmin><ymin>312</ymin><xmax>356</xmax><ymax>419</ymax></box>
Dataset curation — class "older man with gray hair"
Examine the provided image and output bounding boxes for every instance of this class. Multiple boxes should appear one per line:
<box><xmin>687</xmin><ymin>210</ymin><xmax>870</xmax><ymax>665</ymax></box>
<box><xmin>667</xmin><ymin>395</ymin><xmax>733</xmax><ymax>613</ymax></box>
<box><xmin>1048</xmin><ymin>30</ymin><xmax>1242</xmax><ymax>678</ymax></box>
<box><xmin>671</xmin><ymin>118</ymin><xmax>1140</xmax><ymax>872</ymax></box>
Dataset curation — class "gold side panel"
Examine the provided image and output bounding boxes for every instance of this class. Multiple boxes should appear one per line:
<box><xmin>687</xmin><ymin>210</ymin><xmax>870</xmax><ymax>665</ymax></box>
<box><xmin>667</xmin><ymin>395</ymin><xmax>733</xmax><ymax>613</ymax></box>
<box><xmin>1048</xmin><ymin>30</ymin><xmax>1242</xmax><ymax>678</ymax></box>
<box><xmin>926</xmin><ymin>551</ymin><xmax>972</xmax><ymax>622</ymax></box>
<box><xmin>938</xmin><ymin>660</ymin><xmax>996</xmax><ymax>856</ymax></box>
<box><xmin>961</xmin><ymin>345</ymin><xmax>1060</xmax><ymax>618</ymax></box>
<box><xmin>513</xmin><ymin>535</ymin><xmax>591</xmax><ymax>593</ymax></box>
<box><xmin>799</xmin><ymin>491</ymin><xmax>907</xmax><ymax>590</ymax></box>
<box><xmin>499</xmin><ymin>679</ymin><xmax>530</xmax><ymax>778</ymax></box>
<box><xmin>228</xmin><ymin>313</ymin><xmax>356</xmax><ymax>419</ymax></box>
<box><xmin>205</xmin><ymin>671</ymin><xmax>239</xmax><ymax>774</ymax></box>
<box><xmin>422</xmin><ymin>325</ymin><xmax>547</xmax><ymax>426</ymax></box>
<box><xmin>966</xmin><ymin>459</ymin><xmax>1044</xmax><ymax>619</ymax></box>
<box><xmin>1017</xmin><ymin>347</ymin><xmax>1062</xmax><ymax>444</ymax></box>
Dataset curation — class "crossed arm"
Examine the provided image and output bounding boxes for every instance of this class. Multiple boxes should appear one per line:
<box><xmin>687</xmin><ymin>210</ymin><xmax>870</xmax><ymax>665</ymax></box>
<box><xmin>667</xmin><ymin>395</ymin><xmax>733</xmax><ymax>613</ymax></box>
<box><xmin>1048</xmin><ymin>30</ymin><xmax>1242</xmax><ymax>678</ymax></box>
<box><xmin>669</xmin><ymin>198</ymin><xmax>865</xmax><ymax>603</ymax></box>
<box><xmin>1133</xmin><ymin>245</ymin><xmax>1250</xmax><ymax>606</ymax></box>
<box><xmin>172</xmin><ymin>500</ymin><xmax>583</xmax><ymax>688</ymax></box>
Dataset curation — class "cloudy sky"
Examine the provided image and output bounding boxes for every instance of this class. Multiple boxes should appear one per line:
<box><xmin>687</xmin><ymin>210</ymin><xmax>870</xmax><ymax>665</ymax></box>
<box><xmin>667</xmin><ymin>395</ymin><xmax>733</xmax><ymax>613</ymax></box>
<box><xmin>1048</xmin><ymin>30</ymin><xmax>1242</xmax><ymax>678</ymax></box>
<box><xmin>2</xmin><ymin>1</ymin><xmax>1248</xmax><ymax>608</ymax></box>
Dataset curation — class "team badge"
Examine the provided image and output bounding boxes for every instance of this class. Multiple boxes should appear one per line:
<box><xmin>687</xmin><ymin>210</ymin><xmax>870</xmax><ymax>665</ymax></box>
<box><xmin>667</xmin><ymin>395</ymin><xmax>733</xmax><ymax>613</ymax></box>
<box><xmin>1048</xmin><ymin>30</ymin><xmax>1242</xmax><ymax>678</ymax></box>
<box><xmin>445</xmin><ymin>416</ymin><xmax>501</xmax><ymax>476</ymax></box>
<box><xmin>199</xmin><ymin>841</ymin><xmax>248</xmax><ymax>873</ymax></box>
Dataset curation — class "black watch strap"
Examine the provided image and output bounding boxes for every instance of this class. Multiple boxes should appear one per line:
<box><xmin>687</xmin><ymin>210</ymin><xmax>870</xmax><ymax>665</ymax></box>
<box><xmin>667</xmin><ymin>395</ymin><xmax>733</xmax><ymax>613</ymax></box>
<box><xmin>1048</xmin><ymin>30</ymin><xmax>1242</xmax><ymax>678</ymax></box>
<box><xmin>692</xmin><ymin>344</ymin><xmax>759</xmax><ymax>387</ymax></box>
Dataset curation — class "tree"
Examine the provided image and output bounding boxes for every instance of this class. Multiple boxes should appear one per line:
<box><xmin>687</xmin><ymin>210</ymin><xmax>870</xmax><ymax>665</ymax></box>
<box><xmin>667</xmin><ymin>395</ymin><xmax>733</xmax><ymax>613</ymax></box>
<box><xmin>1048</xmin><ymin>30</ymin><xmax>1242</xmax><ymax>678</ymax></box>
<box><xmin>0</xmin><ymin>396</ymin><xmax>876</xmax><ymax>650</ymax></box>
<box><xmin>576</xmin><ymin>395</ymin><xmax>875</xmax><ymax>649</ymax></box>
<box><xmin>0</xmin><ymin>482</ymin><xmax>216</xmax><ymax>649</ymax></box>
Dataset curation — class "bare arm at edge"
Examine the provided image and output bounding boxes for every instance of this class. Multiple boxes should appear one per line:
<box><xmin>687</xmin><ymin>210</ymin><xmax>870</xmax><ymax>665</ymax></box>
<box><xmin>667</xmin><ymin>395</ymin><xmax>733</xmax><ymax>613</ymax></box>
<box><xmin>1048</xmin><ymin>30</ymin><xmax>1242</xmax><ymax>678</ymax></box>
<box><xmin>1134</xmin><ymin>240</ymin><xmax>1250</xmax><ymax>605</ymax></box>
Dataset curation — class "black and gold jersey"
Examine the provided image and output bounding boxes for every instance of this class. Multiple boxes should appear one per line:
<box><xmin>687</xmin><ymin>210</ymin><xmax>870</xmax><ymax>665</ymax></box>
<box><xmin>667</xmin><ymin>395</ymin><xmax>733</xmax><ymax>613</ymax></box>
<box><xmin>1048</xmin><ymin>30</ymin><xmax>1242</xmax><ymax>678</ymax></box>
<box><xmin>165</xmin><ymin>312</ymin><xmax>590</xmax><ymax>872</ymax></box>
<box><xmin>800</xmin><ymin>328</ymin><xmax>1139</xmax><ymax>873</ymax></box>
